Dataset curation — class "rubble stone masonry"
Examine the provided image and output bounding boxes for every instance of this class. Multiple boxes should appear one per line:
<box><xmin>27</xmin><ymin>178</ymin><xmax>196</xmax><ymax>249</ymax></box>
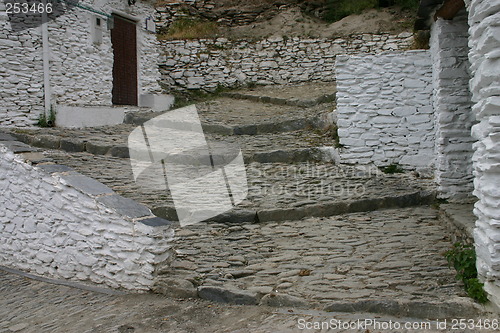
<box><xmin>465</xmin><ymin>0</ymin><xmax>500</xmax><ymax>309</ymax></box>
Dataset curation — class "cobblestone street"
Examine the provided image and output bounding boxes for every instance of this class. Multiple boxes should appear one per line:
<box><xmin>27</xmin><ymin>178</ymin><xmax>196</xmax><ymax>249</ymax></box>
<box><xmin>0</xmin><ymin>83</ymin><xmax>493</xmax><ymax>330</ymax></box>
<box><xmin>0</xmin><ymin>269</ymin><xmax>491</xmax><ymax>333</ymax></box>
<box><xmin>162</xmin><ymin>207</ymin><xmax>466</xmax><ymax>307</ymax></box>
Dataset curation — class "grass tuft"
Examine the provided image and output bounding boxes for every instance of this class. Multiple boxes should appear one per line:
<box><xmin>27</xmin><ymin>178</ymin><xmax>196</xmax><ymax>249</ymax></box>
<box><xmin>159</xmin><ymin>17</ymin><xmax>218</xmax><ymax>40</ymax></box>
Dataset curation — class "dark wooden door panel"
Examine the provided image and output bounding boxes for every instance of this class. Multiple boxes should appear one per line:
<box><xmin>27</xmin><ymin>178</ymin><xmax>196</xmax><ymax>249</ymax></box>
<box><xmin>111</xmin><ymin>15</ymin><xmax>138</xmax><ymax>106</ymax></box>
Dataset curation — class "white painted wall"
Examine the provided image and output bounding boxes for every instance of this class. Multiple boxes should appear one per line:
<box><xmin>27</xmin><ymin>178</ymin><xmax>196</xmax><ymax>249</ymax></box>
<box><xmin>466</xmin><ymin>0</ymin><xmax>500</xmax><ymax>309</ymax></box>
<box><xmin>335</xmin><ymin>51</ymin><xmax>434</xmax><ymax>171</ymax></box>
<box><xmin>0</xmin><ymin>1</ymin><xmax>44</xmax><ymax>127</ymax></box>
<box><xmin>0</xmin><ymin>0</ymin><xmax>162</xmax><ymax>127</ymax></box>
<box><xmin>0</xmin><ymin>144</ymin><xmax>174</xmax><ymax>290</ymax></box>
<box><xmin>430</xmin><ymin>13</ymin><xmax>475</xmax><ymax>202</ymax></box>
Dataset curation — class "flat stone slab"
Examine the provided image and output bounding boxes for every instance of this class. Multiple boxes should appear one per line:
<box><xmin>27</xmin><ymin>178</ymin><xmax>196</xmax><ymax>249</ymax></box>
<box><xmin>198</xmin><ymin>286</ymin><xmax>260</xmax><ymax>305</ymax></box>
<box><xmin>139</xmin><ymin>216</ymin><xmax>173</xmax><ymax>227</ymax></box>
<box><xmin>0</xmin><ymin>141</ymin><xmax>37</xmax><ymax>153</ymax></box>
<box><xmin>60</xmin><ymin>173</ymin><xmax>115</xmax><ymax>196</ymax></box>
<box><xmin>97</xmin><ymin>194</ymin><xmax>152</xmax><ymax>218</ymax></box>
<box><xmin>37</xmin><ymin>164</ymin><xmax>74</xmax><ymax>174</ymax></box>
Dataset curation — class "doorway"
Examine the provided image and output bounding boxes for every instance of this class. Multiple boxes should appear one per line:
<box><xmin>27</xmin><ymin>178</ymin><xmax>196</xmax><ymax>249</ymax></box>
<box><xmin>111</xmin><ymin>14</ymin><xmax>138</xmax><ymax>106</ymax></box>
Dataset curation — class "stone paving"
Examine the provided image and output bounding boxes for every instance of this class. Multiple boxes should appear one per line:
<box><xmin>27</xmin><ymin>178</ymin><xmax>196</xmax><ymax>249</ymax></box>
<box><xmin>0</xmin><ymin>269</ymin><xmax>491</xmax><ymax>333</ymax></box>
<box><xmin>9</xmin><ymin>125</ymin><xmax>335</xmax><ymax>162</ymax></box>
<box><xmin>221</xmin><ymin>81</ymin><xmax>337</xmax><ymax>107</ymax></box>
<box><xmin>43</xmin><ymin>150</ymin><xmax>435</xmax><ymax>223</ymax></box>
<box><xmin>0</xmin><ymin>82</ymin><xmax>489</xmax><ymax>321</ymax></box>
<box><xmin>157</xmin><ymin>207</ymin><xmax>472</xmax><ymax>311</ymax></box>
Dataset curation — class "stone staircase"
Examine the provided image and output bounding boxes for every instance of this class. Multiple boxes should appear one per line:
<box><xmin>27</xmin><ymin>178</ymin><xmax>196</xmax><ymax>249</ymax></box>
<box><xmin>1</xmin><ymin>82</ymin><xmax>483</xmax><ymax>318</ymax></box>
<box><xmin>6</xmin><ymin>82</ymin><xmax>436</xmax><ymax>224</ymax></box>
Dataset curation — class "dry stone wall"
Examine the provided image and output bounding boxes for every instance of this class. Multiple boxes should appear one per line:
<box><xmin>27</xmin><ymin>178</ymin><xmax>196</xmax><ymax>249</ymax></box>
<box><xmin>430</xmin><ymin>13</ymin><xmax>475</xmax><ymax>202</ymax></box>
<box><xmin>335</xmin><ymin>50</ymin><xmax>434</xmax><ymax>171</ymax></box>
<box><xmin>0</xmin><ymin>144</ymin><xmax>174</xmax><ymax>291</ymax></box>
<box><xmin>154</xmin><ymin>0</ymin><xmax>291</xmax><ymax>32</ymax></box>
<box><xmin>465</xmin><ymin>0</ymin><xmax>500</xmax><ymax>309</ymax></box>
<box><xmin>159</xmin><ymin>33</ymin><xmax>414</xmax><ymax>91</ymax></box>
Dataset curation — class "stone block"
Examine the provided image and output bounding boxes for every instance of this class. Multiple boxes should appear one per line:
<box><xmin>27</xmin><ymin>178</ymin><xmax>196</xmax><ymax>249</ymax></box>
<box><xmin>152</xmin><ymin>278</ymin><xmax>197</xmax><ymax>298</ymax></box>
<box><xmin>97</xmin><ymin>194</ymin><xmax>151</xmax><ymax>218</ymax></box>
<box><xmin>60</xmin><ymin>139</ymin><xmax>85</xmax><ymax>153</ymax></box>
<box><xmin>37</xmin><ymin>164</ymin><xmax>73</xmax><ymax>174</ymax></box>
<box><xmin>259</xmin><ymin>293</ymin><xmax>308</xmax><ymax>308</ymax></box>
<box><xmin>60</xmin><ymin>173</ymin><xmax>114</xmax><ymax>196</ymax></box>
<box><xmin>198</xmin><ymin>286</ymin><xmax>260</xmax><ymax>305</ymax></box>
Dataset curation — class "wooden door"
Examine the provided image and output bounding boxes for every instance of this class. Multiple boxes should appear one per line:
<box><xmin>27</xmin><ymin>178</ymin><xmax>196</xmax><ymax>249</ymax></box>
<box><xmin>111</xmin><ymin>14</ymin><xmax>138</xmax><ymax>105</ymax></box>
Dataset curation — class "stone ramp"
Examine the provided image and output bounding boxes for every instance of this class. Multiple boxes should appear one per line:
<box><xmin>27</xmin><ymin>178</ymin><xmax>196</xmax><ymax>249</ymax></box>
<box><xmin>6</xmin><ymin>82</ymin><xmax>338</xmax><ymax>165</ymax></box>
<box><xmin>124</xmin><ymin>98</ymin><xmax>335</xmax><ymax>135</ymax></box>
<box><xmin>153</xmin><ymin>206</ymin><xmax>479</xmax><ymax>318</ymax></box>
<box><xmin>44</xmin><ymin>150</ymin><xmax>436</xmax><ymax>224</ymax></box>
<box><xmin>0</xmin><ymin>270</ymin><xmax>489</xmax><ymax>333</ymax></box>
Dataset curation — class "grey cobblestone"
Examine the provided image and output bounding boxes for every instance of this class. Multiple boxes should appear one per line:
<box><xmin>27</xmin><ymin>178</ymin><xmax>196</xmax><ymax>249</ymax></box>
<box><xmin>221</xmin><ymin>82</ymin><xmax>337</xmax><ymax>107</ymax></box>
<box><xmin>0</xmin><ymin>84</ymin><xmax>487</xmax><ymax>321</ymax></box>
<box><xmin>157</xmin><ymin>206</ymin><xmax>474</xmax><ymax>314</ymax></box>
<box><xmin>42</xmin><ymin>150</ymin><xmax>435</xmax><ymax>223</ymax></box>
<box><xmin>0</xmin><ymin>270</ymin><xmax>492</xmax><ymax>333</ymax></box>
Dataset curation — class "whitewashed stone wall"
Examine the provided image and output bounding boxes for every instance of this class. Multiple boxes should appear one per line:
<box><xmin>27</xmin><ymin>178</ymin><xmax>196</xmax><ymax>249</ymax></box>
<box><xmin>465</xmin><ymin>0</ymin><xmax>500</xmax><ymax>309</ymax></box>
<box><xmin>430</xmin><ymin>13</ymin><xmax>475</xmax><ymax>202</ymax></box>
<box><xmin>0</xmin><ymin>0</ymin><xmax>161</xmax><ymax>127</ymax></box>
<box><xmin>0</xmin><ymin>145</ymin><xmax>174</xmax><ymax>290</ymax></box>
<box><xmin>0</xmin><ymin>2</ymin><xmax>44</xmax><ymax>126</ymax></box>
<box><xmin>335</xmin><ymin>51</ymin><xmax>434</xmax><ymax>171</ymax></box>
<box><xmin>160</xmin><ymin>33</ymin><xmax>414</xmax><ymax>91</ymax></box>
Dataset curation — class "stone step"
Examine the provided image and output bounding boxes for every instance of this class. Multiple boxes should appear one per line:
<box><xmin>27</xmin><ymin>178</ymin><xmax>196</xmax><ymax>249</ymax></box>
<box><xmin>7</xmin><ymin>125</ymin><xmax>337</xmax><ymax>164</ymax></box>
<box><xmin>221</xmin><ymin>81</ymin><xmax>337</xmax><ymax>107</ymax></box>
<box><xmin>43</xmin><ymin>150</ymin><xmax>437</xmax><ymax>224</ymax></box>
<box><xmin>152</xmin><ymin>190</ymin><xmax>436</xmax><ymax>224</ymax></box>
<box><xmin>125</xmin><ymin>98</ymin><xmax>334</xmax><ymax>135</ymax></box>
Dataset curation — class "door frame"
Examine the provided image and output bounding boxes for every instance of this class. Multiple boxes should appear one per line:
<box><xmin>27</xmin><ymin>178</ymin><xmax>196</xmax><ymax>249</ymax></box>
<box><xmin>110</xmin><ymin>12</ymin><xmax>140</xmax><ymax>106</ymax></box>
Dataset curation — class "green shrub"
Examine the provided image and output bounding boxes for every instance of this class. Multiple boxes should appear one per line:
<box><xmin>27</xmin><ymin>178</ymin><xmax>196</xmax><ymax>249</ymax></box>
<box><xmin>323</xmin><ymin>0</ymin><xmax>378</xmax><ymax>22</ymax></box>
<box><xmin>322</xmin><ymin>0</ymin><xmax>420</xmax><ymax>23</ymax></box>
<box><xmin>444</xmin><ymin>243</ymin><xmax>489</xmax><ymax>304</ymax></box>
<box><xmin>37</xmin><ymin>107</ymin><xmax>56</xmax><ymax>127</ymax></box>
